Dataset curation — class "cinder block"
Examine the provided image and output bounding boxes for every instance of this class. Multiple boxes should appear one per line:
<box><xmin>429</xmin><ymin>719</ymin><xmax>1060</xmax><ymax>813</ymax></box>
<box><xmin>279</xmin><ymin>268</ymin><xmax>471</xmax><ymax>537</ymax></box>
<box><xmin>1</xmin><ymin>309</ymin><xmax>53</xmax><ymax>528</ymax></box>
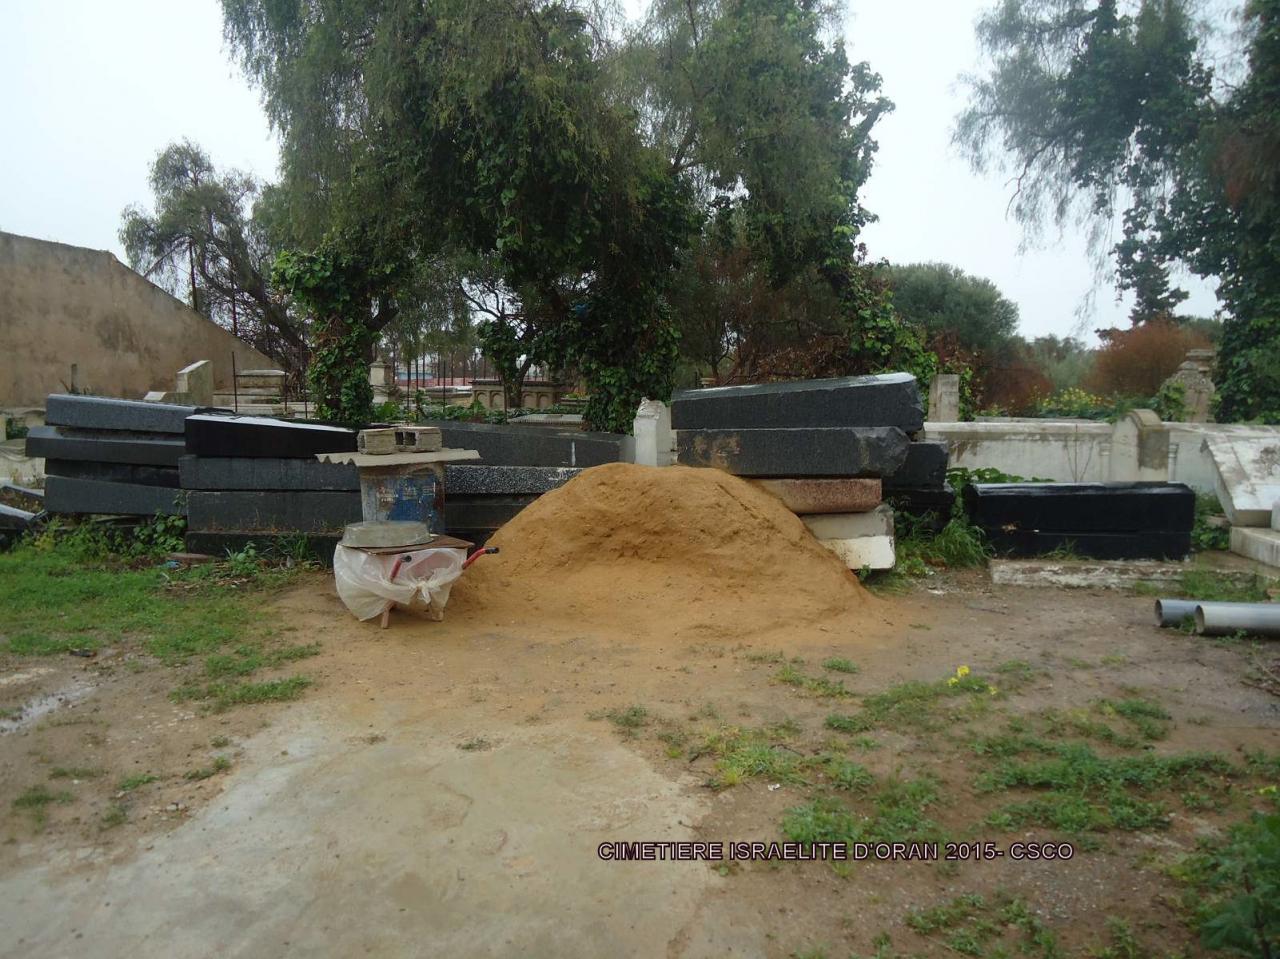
<box><xmin>1230</xmin><ymin>526</ymin><xmax>1280</xmax><ymax>569</ymax></box>
<box><xmin>357</xmin><ymin>428</ymin><xmax>398</xmax><ymax>455</ymax></box>
<box><xmin>185</xmin><ymin>414</ymin><xmax>358</xmax><ymax>459</ymax></box>
<box><xmin>45</xmin><ymin>459</ymin><xmax>179</xmax><ymax>488</ymax></box>
<box><xmin>187</xmin><ymin>490</ymin><xmax>362</xmax><ymax>533</ymax></box>
<box><xmin>394</xmin><ymin>426</ymin><xmax>442</xmax><ymax>452</ymax></box>
<box><xmin>802</xmin><ymin>505</ymin><xmax>894</xmax><ymax>540</ymax></box>
<box><xmin>46</xmin><ymin>394</ymin><xmax>194</xmax><ymax>434</ymax></box>
<box><xmin>817</xmin><ymin>535</ymin><xmax>895</xmax><ymax>571</ymax></box>
<box><xmin>178</xmin><ymin>456</ymin><xmax>359</xmax><ymax>491</ymax></box>
<box><xmin>44</xmin><ymin>476</ymin><xmax>184</xmax><ymax>516</ymax></box>
<box><xmin>885</xmin><ymin>442</ymin><xmax>948</xmax><ymax>489</ymax></box>
<box><xmin>671</xmin><ymin>373</ymin><xmax>924</xmax><ymax>433</ymax></box>
<box><xmin>676</xmin><ymin>427</ymin><xmax>909</xmax><ymax>478</ymax></box>
<box><xmin>26</xmin><ymin>426</ymin><xmax>186</xmax><ymax>467</ymax></box>
<box><xmin>750</xmin><ymin>478</ymin><xmax>881</xmax><ymax>514</ymax></box>
<box><xmin>444</xmin><ymin>465</ymin><xmax>580</xmax><ymax>496</ymax></box>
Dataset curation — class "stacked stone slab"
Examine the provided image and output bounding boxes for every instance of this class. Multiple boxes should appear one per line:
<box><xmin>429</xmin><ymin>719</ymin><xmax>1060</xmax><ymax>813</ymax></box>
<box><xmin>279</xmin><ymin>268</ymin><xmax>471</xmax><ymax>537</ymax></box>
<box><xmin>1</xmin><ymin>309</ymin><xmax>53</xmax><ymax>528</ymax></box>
<box><xmin>33</xmin><ymin>395</ymin><xmax>193</xmax><ymax>517</ymax></box>
<box><xmin>963</xmin><ymin>482</ymin><xmax>1195</xmax><ymax>560</ymax></box>
<box><xmin>418</xmin><ymin>420</ymin><xmax>624</xmax><ymax>468</ymax></box>
<box><xmin>442</xmin><ymin>465</ymin><xmax>581</xmax><ymax>545</ymax></box>
<box><xmin>672</xmin><ymin>374</ymin><xmax>929</xmax><ymax>570</ymax></box>
<box><xmin>181</xmin><ymin>416</ymin><xmax>362</xmax><ymax>564</ymax></box>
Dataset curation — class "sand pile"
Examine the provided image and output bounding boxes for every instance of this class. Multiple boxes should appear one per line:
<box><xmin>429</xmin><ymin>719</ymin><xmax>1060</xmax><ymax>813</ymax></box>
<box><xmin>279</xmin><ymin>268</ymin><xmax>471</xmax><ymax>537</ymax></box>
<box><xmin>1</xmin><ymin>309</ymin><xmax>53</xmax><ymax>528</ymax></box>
<box><xmin>451</xmin><ymin>463</ymin><xmax>869</xmax><ymax>637</ymax></box>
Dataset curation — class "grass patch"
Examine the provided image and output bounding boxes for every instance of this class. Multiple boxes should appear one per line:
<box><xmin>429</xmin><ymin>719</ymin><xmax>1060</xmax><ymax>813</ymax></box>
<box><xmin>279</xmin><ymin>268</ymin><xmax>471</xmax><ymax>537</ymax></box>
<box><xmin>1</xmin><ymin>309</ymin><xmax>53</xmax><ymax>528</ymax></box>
<box><xmin>696</xmin><ymin>724</ymin><xmax>807</xmax><ymax>789</ymax></box>
<box><xmin>825</xmin><ymin>669</ymin><xmax>999</xmax><ymax>734</ymax></box>
<box><xmin>589</xmin><ymin>704</ymin><xmax>649</xmax><ymax>736</ymax></box>
<box><xmin>184</xmin><ymin>756</ymin><xmax>232</xmax><ymax>781</ymax></box>
<box><xmin>458</xmin><ymin>736</ymin><xmax>492</xmax><ymax>751</ymax></box>
<box><xmin>900</xmin><ymin>892</ymin><xmax>1061</xmax><ymax>959</ymax></box>
<box><xmin>174</xmin><ymin>676</ymin><xmax>313</xmax><ymax>711</ymax></box>
<box><xmin>821</xmin><ymin>657</ymin><xmax>859</xmax><ymax>674</ymax></box>
<box><xmin>118</xmin><ymin>773</ymin><xmax>159</xmax><ymax>792</ymax></box>
<box><xmin>100</xmin><ymin>803</ymin><xmax>128</xmax><ymax>829</ymax></box>
<box><xmin>783</xmin><ymin>774</ymin><xmax>943</xmax><ymax>846</ymax></box>
<box><xmin>12</xmin><ymin>784</ymin><xmax>73</xmax><ymax>826</ymax></box>
<box><xmin>49</xmin><ymin>766</ymin><xmax>102</xmax><ymax>780</ymax></box>
<box><xmin>979</xmin><ymin>742</ymin><xmax>1235</xmax><ymax>833</ymax></box>
<box><xmin>776</xmin><ymin>664</ymin><xmax>854</xmax><ymax>698</ymax></box>
<box><xmin>1136</xmin><ymin>568</ymin><xmax>1273</xmax><ymax>604</ymax></box>
<box><xmin>204</xmin><ymin>642</ymin><xmax>321</xmax><ymax>679</ymax></box>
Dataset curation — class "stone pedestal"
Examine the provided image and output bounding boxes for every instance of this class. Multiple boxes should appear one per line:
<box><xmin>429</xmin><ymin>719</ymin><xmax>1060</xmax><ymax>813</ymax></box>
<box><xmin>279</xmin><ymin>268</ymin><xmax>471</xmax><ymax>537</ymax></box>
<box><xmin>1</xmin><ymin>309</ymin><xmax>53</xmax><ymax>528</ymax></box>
<box><xmin>176</xmin><ymin>360</ymin><xmax>214</xmax><ymax>407</ymax></box>
<box><xmin>632</xmin><ymin>399</ymin><xmax>674</xmax><ymax>467</ymax></box>
<box><xmin>927</xmin><ymin>374</ymin><xmax>961</xmax><ymax>423</ymax></box>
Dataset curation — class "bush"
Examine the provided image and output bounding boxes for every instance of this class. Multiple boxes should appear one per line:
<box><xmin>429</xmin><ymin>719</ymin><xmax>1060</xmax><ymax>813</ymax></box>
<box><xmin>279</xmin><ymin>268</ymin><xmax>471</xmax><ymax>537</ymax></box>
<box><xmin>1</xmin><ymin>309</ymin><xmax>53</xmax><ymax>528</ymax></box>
<box><xmin>1087</xmin><ymin>320</ymin><xmax>1210</xmax><ymax>398</ymax></box>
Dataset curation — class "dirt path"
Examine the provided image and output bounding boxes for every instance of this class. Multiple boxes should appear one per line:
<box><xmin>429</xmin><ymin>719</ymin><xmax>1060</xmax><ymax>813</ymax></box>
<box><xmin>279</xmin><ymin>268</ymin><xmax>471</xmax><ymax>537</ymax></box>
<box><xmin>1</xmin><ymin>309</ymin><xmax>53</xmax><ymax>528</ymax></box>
<box><xmin>1</xmin><ymin>571</ymin><xmax>1277</xmax><ymax>957</ymax></box>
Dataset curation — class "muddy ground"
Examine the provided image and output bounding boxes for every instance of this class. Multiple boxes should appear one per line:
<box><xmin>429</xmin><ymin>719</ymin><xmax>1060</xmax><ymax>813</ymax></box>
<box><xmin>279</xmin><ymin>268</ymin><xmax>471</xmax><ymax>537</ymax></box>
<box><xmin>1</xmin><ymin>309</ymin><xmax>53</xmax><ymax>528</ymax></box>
<box><xmin>1</xmin><ymin>570</ymin><xmax>1277</xmax><ymax>958</ymax></box>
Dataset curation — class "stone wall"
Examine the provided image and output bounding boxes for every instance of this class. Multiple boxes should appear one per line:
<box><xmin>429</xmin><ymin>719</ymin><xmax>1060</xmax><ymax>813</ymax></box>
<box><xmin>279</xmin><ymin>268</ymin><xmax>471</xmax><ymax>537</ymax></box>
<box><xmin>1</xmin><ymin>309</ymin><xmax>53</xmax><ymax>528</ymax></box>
<box><xmin>0</xmin><ymin>231</ymin><xmax>271</xmax><ymax>408</ymax></box>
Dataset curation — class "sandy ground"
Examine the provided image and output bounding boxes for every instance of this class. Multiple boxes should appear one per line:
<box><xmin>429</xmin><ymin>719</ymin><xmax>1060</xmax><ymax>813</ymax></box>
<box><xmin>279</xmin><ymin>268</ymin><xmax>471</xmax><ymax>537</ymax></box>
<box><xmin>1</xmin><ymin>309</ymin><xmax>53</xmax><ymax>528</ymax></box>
<box><xmin>1</xmin><ymin>569</ymin><xmax>1278</xmax><ymax>958</ymax></box>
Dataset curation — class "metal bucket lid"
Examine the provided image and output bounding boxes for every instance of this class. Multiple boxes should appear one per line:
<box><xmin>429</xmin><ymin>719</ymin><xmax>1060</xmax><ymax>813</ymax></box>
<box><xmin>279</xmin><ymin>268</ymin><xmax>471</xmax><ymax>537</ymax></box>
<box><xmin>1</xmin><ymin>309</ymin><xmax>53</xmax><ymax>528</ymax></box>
<box><xmin>340</xmin><ymin>520</ymin><xmax>437</xmax><ymax>548</ymax></box>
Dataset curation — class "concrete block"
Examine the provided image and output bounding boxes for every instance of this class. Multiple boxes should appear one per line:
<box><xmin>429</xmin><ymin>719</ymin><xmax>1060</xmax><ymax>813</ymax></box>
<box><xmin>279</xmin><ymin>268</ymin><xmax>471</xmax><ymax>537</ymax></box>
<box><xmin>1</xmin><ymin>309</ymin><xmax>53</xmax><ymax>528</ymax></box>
<box><xmin>986</xmin><ymin>529</ymin><xmax>1191</xmax><ymax>561</ymax></box>
<box><xmin>185</xmin><ymin>414</ymin><xmax>358</xmax><ymax>459</ymax></box>
<box><xmin>45</xmin><ymin>476</ymin><xmax>184</xmax><ymax>516</ymax></box>
<box><xmin>817</xmin><ymin>534</ymin><xmax>895</xmax><ymax>571</ymax></box>
<box><xmin>178</xmin><ymin>456</ymin><xmax>359</xmax><ymax>491</ymax></box>
<box><xmin>927</xmin><ymin>374</ymin><xmax>961</xmax><ymax>423</ymax></box>
<box><xmin>963</xmin><ymin>482</ymin><xmax>1195</xmax><ymax>534</ymax></box>
<box><xmin>633</xmin><ymin>399</ymin><xmax>674</xmax><ymax>467</ymax></box>
<box><xmin>187</xmin><ymin>490</ymin><xmax>362</xmax><ymax>533</ymax></box>
<box><xmin>1230</xmin><ymin>526</ymin><xmax>1280</xmax><ymax>569</ymax></box>
<box><xmin>357</xmin><ymin>428</ymin><xmax>399</xmax><ymax>455</ymax></box>
<box><xmin>419</xmin><ymin>420</ymin><xmax>624</xmax><ymax>468</ymax></box>
<box><xmin>45</xmin><ymin>459</ymin><xmax>179</xmax><ymax>488</ymax></box>
<box><xmin>885</xmin><ymin>442</ymin><xmax>948</xmax><ymax>489</ymax></box>
<box><xmin>671</xmin><ymin>373</ymin><xmax>924</xmax><ymax>432</ymax></box>
<box><xmin>802</xmin><ymin>505</ymin><xmax>894</xmax><ymax>540</ymax></box>
<box><xmin>444</xmin><ymin>465</ymin><xmax>580</xmax><ymax>496</ymax></box>
<box><xmin>185</xmin><ymin>531</ymin><xmax>342</xmax><ymax>566</ymax></box>
<box><xmin>393</xmin><ymin>426</ymin><xmax>442</xmax><ymax>452</ymax></box>
<box><xmin>176</xmin><ymin>360</ymin><xmax>214</xmax><ymax>406</ymax></box>
<box><xmin>751</xmin><ymin>478</ymin><xmax>881</xmax><ymax>514</ymax></box>
<box><xmin>676</xmin><ymin>427</ymin><xmax>909</xmax><ymax>478</ymax></box>
<box><xmin>1202</xmin><ymin>433</ymin><xmax>1280</xmax><ymax>527</ymax></box>
<box><xmin>46</xmin><ymin>394</ymin><xmax>194</xmax><ymax>434</ymax></box>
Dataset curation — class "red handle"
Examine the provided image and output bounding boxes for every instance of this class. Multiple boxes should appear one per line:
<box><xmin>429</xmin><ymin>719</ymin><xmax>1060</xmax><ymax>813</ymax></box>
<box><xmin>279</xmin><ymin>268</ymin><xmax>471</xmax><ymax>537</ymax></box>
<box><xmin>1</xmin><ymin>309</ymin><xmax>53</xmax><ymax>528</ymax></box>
<box><xmin>463</xmin><ymin>546</ymin><xmax>499</xmax><ymax>570</ymax></box>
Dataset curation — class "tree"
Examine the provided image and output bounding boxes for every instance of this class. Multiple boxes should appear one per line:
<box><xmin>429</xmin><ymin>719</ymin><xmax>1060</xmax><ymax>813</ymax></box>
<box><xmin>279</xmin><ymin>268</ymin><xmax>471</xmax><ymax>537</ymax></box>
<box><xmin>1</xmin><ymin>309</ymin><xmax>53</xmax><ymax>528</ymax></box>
<box><xmin>883</xmin><ymin>262</ymin><xmax>1020</xmax><ymax>357</ymax></box>
<box><xmin>957</xmin><ymin>0</ymin><xmax>1280</xmax><ymax>422</ymax></box>
<box><xmin>119</xmin><ymin>141</ymin><xmax>307</xmax><ymax>368</ymax></box>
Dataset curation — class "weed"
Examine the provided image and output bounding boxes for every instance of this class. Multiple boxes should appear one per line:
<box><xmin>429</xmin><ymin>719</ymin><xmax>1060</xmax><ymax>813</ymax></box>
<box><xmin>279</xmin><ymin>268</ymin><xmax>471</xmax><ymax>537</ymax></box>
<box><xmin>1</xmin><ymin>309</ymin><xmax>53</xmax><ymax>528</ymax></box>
<box><xmin>458</xmin><ymin>736</ymin><xmax>492</xmax><ymax>751</ymax></box>
<box><xmin>118</xmin><ymin>773</ymin><xmax>159</xmax><ymax>792</ymax></box>
<box><xmin>825</xmin><ymin>670</ymin><xmax>998</xmax><ymax>734</ymax></box>
<box><xmin>776</xmin><ymin>664</ymin><xmax>854</xmax><ymax>698</ymax></box>
<box><xmin>904</xmin><ymin>892</ymin><xmax>1062</xmax><ymax>959</ymax></box>
<box><xmin>783</xmin><ymin>775</ymin><xmax>943</xmax><ymax>846</ymax></box>
<box><xmin>1136</xmin><ymin>568</ymin><xmax>1273</xmax><ymax>604</ymax></box>
<box><xmin>210</xmin><ymin>735</ymin><xmax>232</xmax><ymax>748</ymax></box>
<box><xmin>49</xmin><ymin>766</ymin><xmax>102</xmax><ymax>780</ymax></box>
<box><xmin>100</xmin><ymin>803</ymin><xmax>128</xmax><ymax>829</ymax></box>
<box><xmin>1191</xmin><ymin>493</ymin><xmax>1230</xmax><ymax>552</ymax></box>
<box><xmin>174</xmin><ymin>676</ymin><xmax>313</xmax><ymax>711</ymax></box>
<box><xmin>1097</xmin><ymin>697</ymin><xmax>1171</xmax><ymax>741</ymax></box>
<box><xmin>589</xmin><ymin>704</ymin><xmax>649</xmax><ymax>736</ymax></box>
<box><xmin>184</xmin><ymin>756</ymin><xmax>232</xmax><ymax>781</ymax></box>
<box><xmin>742</xmin><ymin>650</ymin><xmax>785</xmax><ymax>664</ymax></box>
<box><xmin>821</xmin><ymin>658</ymin><xmax>859</xmax><ymax>674</ymax></box>
<box><xmin>698</xmin><ymin>724</ymin><xmax>806</xmax><ymax>789</ymax></box>
<box><xmin>12</xmin><ymin>784</ymin><xmax>72</xmax><ymax>826</ymax></box>
<box><xmin>980</xmin><ymin>742</ymin><xmax>1234</xmax><ymax>833</ymax></box>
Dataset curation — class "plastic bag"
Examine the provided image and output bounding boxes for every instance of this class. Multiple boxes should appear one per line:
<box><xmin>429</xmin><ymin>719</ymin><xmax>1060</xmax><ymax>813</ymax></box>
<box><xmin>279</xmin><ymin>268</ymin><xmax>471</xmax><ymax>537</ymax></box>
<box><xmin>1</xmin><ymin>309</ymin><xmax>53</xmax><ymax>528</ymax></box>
<box><xmin>333</xmin><ymin>544</ymin><xmax>466</xmax><ymax>622</ymax></box>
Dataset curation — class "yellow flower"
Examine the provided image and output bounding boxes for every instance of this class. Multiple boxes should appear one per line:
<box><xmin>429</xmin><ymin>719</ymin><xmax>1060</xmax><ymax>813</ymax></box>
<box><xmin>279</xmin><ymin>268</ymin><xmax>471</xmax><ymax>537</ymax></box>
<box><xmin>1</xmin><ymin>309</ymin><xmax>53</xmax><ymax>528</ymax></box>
<box><xmin>947</xmin><ymin>677</ymin><xmax>959</xmax><ymax>687</ymax></box>
<box><xmin>956</xmin><ymin>666</ymin><xmax>971</xmax><ymax>678</ymax></box>
<box><xmin>1260</xmin><ymin>785</ymin><xmax>1278</xmax><ymax>796</ymax></box>
<box><xmin>988</xmin><ymin>686</ymin><xmax>998</xmax><ymax>696</ymax></box>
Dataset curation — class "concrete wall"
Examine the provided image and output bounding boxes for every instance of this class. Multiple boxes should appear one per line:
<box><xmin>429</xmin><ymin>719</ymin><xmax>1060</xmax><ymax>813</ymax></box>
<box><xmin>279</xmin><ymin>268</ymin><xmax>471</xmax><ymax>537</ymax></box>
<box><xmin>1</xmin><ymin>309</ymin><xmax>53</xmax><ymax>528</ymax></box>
<box><xmin>925</xmin><ymin>414</ymin><xmax>1280</xmax><ymax>492</ymax></box>
<box><xmin>0</xmin><ymin>231</ymin><xmax>271</xmax><ymax>407</ymax></box>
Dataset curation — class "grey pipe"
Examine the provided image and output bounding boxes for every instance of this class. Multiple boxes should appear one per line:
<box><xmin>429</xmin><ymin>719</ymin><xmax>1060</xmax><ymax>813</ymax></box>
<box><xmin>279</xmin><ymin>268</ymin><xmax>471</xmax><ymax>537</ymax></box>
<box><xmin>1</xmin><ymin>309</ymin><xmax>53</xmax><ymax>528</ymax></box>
<box><xmin>1154</xmin><ymin>598</ymin><xmax>1260</xmax><ymax>627</ymax></box>
<box><xmin>1194</xmin><ymin>602</ymin><xmax>1280</xmax><ymax>637</ymax></box>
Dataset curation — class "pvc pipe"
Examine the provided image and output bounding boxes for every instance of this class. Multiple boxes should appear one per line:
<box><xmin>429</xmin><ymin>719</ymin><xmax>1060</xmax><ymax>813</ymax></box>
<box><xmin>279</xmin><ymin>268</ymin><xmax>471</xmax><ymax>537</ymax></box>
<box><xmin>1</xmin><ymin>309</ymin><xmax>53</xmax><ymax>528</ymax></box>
<box><xmin>1194</xmin><ymin>602</ymin><xmax>1280</xmax><ymax>637</ymax></box>
<box><xmin>1154</xmin><ymin>599</ymin><xmax>1260</xmax><ymax>627</ymax></box>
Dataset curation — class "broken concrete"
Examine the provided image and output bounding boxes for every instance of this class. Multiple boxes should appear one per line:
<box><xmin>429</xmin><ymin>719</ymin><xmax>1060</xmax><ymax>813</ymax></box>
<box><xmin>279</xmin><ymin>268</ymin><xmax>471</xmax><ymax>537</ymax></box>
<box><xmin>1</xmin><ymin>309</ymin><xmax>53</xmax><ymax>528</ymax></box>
<box><xmin>801</xmin><ymin>505</ymin><xmax>894</xmax><ymax>540</ymax></box>
<box><xmin>1202</xmin><ymin>433</ymin><xmax>1280</xmax><ymax>527</ymax></box>
<box><xmin>750</xmin><ymin>478</ymin><xmax>881</xmax><ymax>514</ymax></box>
<box><xmin>187</xmin><ymin>490</ymin><xmax>362</xmax><ymax>533</ymax></box>
<box><xmin>44</xmin><ymin>476</ymin><xmax>184</xmax><ymax>516</ymax></box>
<box><xmin>988</xmin><ymin>559</ymin><xmax>1233</xmax><ymax>589</ymax></box>
<box><xmin>676</xmin><ymin>427</ymin><xmax>909</xmax><ymax>478</ymax></box>
<box><xmin>671</xmin><ymin>373</ymin><xmax>924</xmax><ymax>432</ymax></box>
<box><xmin>25</xmin><ymin>426</ymin><xmax>186</xmax><ymax>467</ymax></box>
<box><xmin>45</xmin><ymin>394</ymin><xmax>194</xmax><ymax>434</ymax></box>
<box><xmin>178</xmin><ymin>456</ymin><xmax>359</xmax><ymax>491</ymax></box>
<box><xmin>1230</xmin><ymin>527</ymin><xmax>1280</xmax><ymax>569</ymax></box>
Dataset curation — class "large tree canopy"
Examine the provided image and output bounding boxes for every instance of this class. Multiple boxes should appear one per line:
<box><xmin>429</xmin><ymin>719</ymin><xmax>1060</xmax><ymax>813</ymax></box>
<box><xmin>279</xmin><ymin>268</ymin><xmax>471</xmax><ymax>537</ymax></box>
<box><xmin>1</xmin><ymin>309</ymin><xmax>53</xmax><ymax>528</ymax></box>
<box><xmin>218</xmin><ymin>0</ymin><xmax>930</xmax><ymax>428</ymax></box>
<box><xmin>884</xmin><ymin>262</ymin><xmax>1020</xmax><ymax>357</ymax></box>
<box><xmin>958</xmin><ymin>0</ymin><xmax>1280</xmax><ymax>422</ymax></box>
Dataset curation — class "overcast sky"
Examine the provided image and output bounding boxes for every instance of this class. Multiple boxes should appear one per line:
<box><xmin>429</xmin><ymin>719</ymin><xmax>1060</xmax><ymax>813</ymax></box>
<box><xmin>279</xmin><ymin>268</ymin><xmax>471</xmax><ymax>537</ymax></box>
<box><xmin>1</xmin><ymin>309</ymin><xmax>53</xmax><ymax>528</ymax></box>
<box><xmin>0</xmin><ymin>0</ymin><xmax>1220</xmax><ymax>343</ymax></box>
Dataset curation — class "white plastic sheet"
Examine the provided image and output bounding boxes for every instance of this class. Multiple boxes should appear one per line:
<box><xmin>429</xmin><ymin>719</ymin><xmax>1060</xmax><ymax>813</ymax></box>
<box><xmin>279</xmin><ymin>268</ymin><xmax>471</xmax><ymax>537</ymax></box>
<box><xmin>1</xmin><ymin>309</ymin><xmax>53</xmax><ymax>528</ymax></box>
<box><xmin>333</xmin><ymin>544</ymin><xmax>465</xmax><ymax>622</ymax></box>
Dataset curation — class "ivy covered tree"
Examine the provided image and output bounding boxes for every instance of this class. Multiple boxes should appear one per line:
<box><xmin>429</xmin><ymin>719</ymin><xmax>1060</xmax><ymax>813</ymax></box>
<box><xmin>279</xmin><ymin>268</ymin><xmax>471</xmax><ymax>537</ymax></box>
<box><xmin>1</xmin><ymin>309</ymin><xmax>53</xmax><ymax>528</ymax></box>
<box><xmin>958</xmin><ymin>0</ymin><xmax>1280</xmax><ymax>422</ymax></box>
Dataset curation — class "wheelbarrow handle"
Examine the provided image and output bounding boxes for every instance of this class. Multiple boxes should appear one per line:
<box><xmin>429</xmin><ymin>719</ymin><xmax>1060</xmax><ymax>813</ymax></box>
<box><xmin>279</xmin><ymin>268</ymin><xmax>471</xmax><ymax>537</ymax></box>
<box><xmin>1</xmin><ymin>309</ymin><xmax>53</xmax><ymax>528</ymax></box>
<box><xmin>463</xmin><ymin>546</ymin><xmax>499</xmax><ymax>570</ymax></box>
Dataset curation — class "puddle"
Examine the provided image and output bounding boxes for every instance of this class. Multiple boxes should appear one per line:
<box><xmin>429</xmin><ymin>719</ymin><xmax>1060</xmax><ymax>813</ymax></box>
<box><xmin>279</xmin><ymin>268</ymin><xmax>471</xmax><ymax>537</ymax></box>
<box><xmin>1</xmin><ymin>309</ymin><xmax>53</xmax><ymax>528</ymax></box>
<box><xmin>0</xmin><ymin>678</ymin><xmax>96</xmax><ymax>734</ymax></box>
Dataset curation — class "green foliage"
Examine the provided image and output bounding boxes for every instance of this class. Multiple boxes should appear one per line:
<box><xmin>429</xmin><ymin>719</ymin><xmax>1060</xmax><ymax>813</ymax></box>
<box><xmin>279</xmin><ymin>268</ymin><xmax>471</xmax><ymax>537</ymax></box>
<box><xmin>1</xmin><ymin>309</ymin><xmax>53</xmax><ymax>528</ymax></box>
<box><xmin>782</xmin><ymin>775</ymin><xmax>943</xmax><ymax>846</ymax></box>
<box><xmin>1153</xmin><ymin>380</ymin><xmax>1188</xmax><ymax>422</ymax></box>
<box><xmin>5</xmin><ymin>420</ymin><xmax>28</xmax><ymax>440</ymax></box>
<box><xmin>959</xmin><ymin>0</ymin><xmax>1280</xmax><ymax>424</ymax></box>
<box><xmin>884</xmin><ymin>262</ymin><xmax>1021</xmax><ymax>357</ymax></box>
<box><xmin>905</xmin><ymin>894</ymin><xmax>1061</xmax><ymax>959</ymax></box>
<box><xmin>1193</xmin><ymin>493</ymin><xmax>1231</xmax><ymax>552</ymax></box>
<box><xmin>1177</xmin><ymin>812</ymin><xmax>1280</xmax><ymax>957</ymax></box>
<box><xmin>825</xmin><ymin>669</ymin><xmax>1000</xmax><ymax>734</ymax></box>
